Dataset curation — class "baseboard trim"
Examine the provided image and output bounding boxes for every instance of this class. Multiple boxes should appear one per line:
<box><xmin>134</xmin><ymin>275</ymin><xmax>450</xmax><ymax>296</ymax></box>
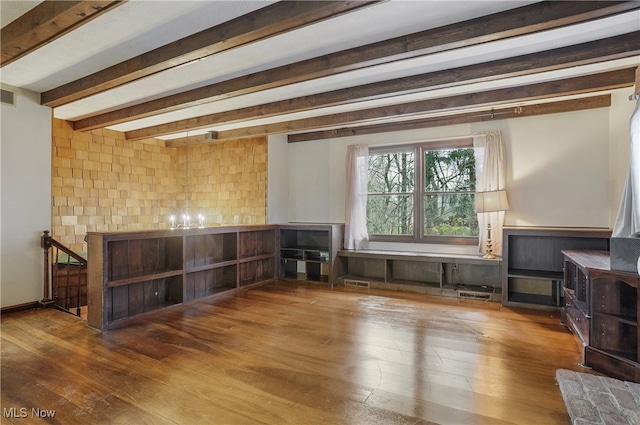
<box><xmin>1</xmin><ymin>301</ymin><xmax>40</xmax><ymax>315</ymax></box>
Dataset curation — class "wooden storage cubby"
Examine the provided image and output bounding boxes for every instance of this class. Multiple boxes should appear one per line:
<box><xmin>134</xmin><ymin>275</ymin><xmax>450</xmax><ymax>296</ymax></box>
<box><xmin>185</xmin><ymin>266</ymin><xmax>237</xmax><ymax>301</ymax></box>
<box><xmin>239</xmin><ymin>258</ymin><xmax>275</xmax><ymax>287</ymax></box>
<box><xmin>503</xmin><ymin>227</ymin><xmax>610</xmax><ymax>308</ymax></box>
<box><xmin>387</xmin><ymin>259</ymin><xmax>441</xmax><ymax>287</ymax></box>
<box><xmin>108</xmin><ymin>236</ymin><xmax>183</xmax><ymax>282</ymax></box>
<box><xmin>341</xmin><ymin>255</ymin><xmax>386</xmax><ymax>282</ymax></box>
<box><xmin>110</xmin><ymin>276</ymin><xmax>183</xmax><ymax>321</ymax></box>
<box><xmin>185</xmin><ymin>233</ymin><xmax>236</xmax><ymax>268</ymax></box>
<box><xmin>278</xmin><ymin>224</ymin><xmax>344</xmax><ymax>286</ymax></box>
<box><xmin>337</xmin><ymin>250</ymin><xmax>501</xmax><ymax>300</ymax></box>
<box><xmin>88</xmin><ymin>225</ymin><xmax>278</xmax><ymax>331</ymax></box>
<box><xmin>239</xmin><ymin>229</ymin><xmax>275</xmax><ymax>258</ymax></box>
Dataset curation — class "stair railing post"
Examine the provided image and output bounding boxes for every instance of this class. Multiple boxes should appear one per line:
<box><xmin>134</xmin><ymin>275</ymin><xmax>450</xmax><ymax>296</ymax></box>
<box><xmin>39</xmin><ymin>230</ymin><xmax>55</xmax><ymax>308</ymax></box>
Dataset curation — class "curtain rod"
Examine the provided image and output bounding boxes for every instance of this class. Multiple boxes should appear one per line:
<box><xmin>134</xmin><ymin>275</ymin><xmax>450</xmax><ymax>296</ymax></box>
<box><xmin>368</xmin><ymin>134</ymin><xmax>475</xmax><ymax>149</ymax></box>
<box><xmin>368</xmin><ymin>129</ymin><xmax>507</xmax><ymax>148</ymax></box>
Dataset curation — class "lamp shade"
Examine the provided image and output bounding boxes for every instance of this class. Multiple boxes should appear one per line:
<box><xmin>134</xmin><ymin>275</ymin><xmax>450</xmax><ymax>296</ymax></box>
<box><xmin>475</xmin><ymin>190</ymin><xmax>510</xmax><ymax>213</ymax></box>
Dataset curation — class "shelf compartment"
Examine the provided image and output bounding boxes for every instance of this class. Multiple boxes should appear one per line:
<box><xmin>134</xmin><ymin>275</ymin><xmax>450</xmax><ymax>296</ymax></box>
<box><xmin>185</xmin><ymin>232</ymin><xmax>237</xmax><ymax>268</ymax></box>
<box><xmin>280</xmin><ymin>229</ymin><xmax>329</xmax><ymax>252</ymax></box>
<box><xmin>279</xmin><ymin>259</ymin><xmax>327</xmax><ymax>282</ymax></box>
<box><xmin>445</xmin><ymin>262</ymin><xmax>500</xmax><ymax>287</ymax></box>
<box><xmin>388</xmin><ymin>259</ymin><xmax>441</xmax><ymax>287</ymax></box>
<box><xmin>344</xmin><ymin>256</ymin><xmax>386</xmax><ymax>281</ymax></box>
<box><xmin>591</xmin><ymin>277</ymin><xmax>637</xmax><ymax>319</ymax></box>
<box><xmin>239</xmin><ymin>229</ymin><xmax>275</xmax><ymax>259</ymax></box>
<box><xmin>590</xmin><ymin>313</ymin><xmax>638</xmax><ymax>359</ymax></box>
<box><xmin>108</xmin><ymin>237</ymin><xmax>183</xmax><ymax>281</ymax></box>
<box><xmin>507</xmin><ymin>234</ymin><xmax>609</xmax><ymax>273</ymax></box>
<box><xmin>508</xmin><ymin>276</ymin><xmax>562</xmax><ymax>306</ymax></box>
<box><xmin>280</xmin><ymin>259</ymin><xmax>301</xmax><ymax>279</ymax></box>
<box><xmin>185</xmin><ymin>265</ymin><xmax>238</xmax><ymax>302</ymax></box>
<box><xmin>240</xmin><ymin>258</ymin><xmax>275</xmax><ymax>287</ymax></box>
<box><xmin>109</xmin><ymin>275</ymin><xmax>182</xmax><ymax>322</ymax></box>
<box><xmin>305</xmin><ymin>261</ymin><xmax>329</xmax><ymax>283</ymax></box>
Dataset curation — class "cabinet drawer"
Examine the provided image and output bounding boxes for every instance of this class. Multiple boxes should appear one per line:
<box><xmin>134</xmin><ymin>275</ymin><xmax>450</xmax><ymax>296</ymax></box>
<box><xmin>563</xmin><ymin>298</ymin><xmax>589</xmax><ymax>346</ymax></box>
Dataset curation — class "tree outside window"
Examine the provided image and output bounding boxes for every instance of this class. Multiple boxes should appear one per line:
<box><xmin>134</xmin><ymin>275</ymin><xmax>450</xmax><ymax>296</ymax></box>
<box><xmin>367</xmin><ymin>150</ymin><xmax>414</xmax><ymax>236</ymax></box>
<box><xmin>423</xmin><ymin>148</ymin><xmax>477</xmax><ymax>237</ymax></box>
<box><xmin>367</xmin><ymin>141</ymin><xmax>478</xmax><ymax>243</ymax></box>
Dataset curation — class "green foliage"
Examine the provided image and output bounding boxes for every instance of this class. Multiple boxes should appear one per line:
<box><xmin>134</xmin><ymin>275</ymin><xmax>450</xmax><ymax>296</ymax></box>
<box><xmin>367</xmin><ymin>151</ymin><xmax>415</xmax><ymax>235</ymax></box>
<box><xmin>367</xmin><ymin>146</ymin><xmax>478</xmax><ymax>238</ymax></box>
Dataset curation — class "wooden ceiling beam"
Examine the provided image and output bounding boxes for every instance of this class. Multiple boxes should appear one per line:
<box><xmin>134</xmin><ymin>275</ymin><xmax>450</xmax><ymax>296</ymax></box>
<box><xmin>168</xmin><ymin>68</ymin><xmax>633</xmax><ymax>144</ymax></box>
<box><xmin>1</xmin><ymin>1</ymin><xmax>124</xmax><ymax>67</ymax></box>
<box><xmin>287</xmin><ymin>95</ymin><xmax>612</xmax><ymax>143</ymax></box>
<box><xmin>123</xmin><ymin>32</ymin><xmax>640</xmax><ymax>140</ymax></box>
<box><xmin>40</xmin><ymin>1</ymin><xmax>381</xmax><ymax>107</ymax></box>
<box><xmin>72</xmin><ymin>0</ymin><xmax>640</xmax><ymax>131</ymax></box>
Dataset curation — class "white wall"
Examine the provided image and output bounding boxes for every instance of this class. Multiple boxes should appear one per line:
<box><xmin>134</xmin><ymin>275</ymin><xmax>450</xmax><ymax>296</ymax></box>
<box><xmin>275</xmin><ymin>88</ymin><xmax>637</xmax><ymax>254</ymax></box>
<box><xmin>267</xmin><ymin>134</ymin><xmax>289</xmax><ymax>224</ymax></box>
<box><xmin>0</xmin><ymin>85</ymin><xmax>52</xmax><ymax>308</ymax></box>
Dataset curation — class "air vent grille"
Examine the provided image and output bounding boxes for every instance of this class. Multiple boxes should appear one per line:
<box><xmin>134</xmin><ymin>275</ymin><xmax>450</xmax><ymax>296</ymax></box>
<box><xmin>344</xmin><ymin>279</ymin><xmax>370</xmax><ymax>288</ymax></box>
<box><xmin>457</xmin><ymin>290</ymin><xmax>491</xmax><ymax>301</ymax></box>
<box><xmin>1</xmin><ymin>89</ymin><xmax>16</xmax><ymax>106</ymax></box>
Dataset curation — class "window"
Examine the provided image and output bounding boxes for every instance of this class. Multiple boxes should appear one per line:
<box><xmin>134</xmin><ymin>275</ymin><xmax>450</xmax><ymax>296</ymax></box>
<box><xmin>367</xmin><ymin>148</ymin><xmax>415</xmax><ymax>236</ymax></box>
<box><xmin>367</xmin><ymin>139</ymin><xmax>478</xmax><ymax>243</ymax></box>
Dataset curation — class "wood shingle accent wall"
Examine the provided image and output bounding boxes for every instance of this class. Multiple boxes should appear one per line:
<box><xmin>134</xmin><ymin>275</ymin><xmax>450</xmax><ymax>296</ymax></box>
<box><xmin>51</xmin><ymin>119</ymin><xmax>267</xmax><ymax>251</ymax></box>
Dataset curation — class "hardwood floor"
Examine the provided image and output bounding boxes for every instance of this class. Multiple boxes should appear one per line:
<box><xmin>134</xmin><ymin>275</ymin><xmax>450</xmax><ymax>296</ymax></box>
<box><xmin>1</xmin><ymin>281</ymin><xmax>594</xmax><ymax>424</ymax></box>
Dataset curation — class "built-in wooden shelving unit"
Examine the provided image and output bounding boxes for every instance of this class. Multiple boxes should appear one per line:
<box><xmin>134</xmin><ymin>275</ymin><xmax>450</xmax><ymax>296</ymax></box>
<box><xmin>87</xmin><ymin>225</ymin><xmax>276</xmax><ymax>330</ymax></box>
<box><xmin>278</xmin><ymin>223</ymin><xmax>344</xmax><ymax>286</ymax></box>
<box><xmin>335</xmin><ymin>250</ymin><xmax>502</xmax><ymax>301</ymax></box>
<box><xmin>502</xmin><ymin>227</ymin><xmax>610</xmax><ymax>308</ymax></box>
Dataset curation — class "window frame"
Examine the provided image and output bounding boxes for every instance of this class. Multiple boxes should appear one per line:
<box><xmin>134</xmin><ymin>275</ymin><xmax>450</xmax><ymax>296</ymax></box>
<box><xmin>368</xmin><ymin>138</ymin><xmax>478</xmax><ymax>245</ymax></box>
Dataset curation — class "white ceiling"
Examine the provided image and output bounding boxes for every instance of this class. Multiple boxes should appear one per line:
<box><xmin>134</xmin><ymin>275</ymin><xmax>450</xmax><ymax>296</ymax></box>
<box><xmin>1</xmin><ymin>0</ymin><xmax>639</xmax><ymax>141</ymax></box>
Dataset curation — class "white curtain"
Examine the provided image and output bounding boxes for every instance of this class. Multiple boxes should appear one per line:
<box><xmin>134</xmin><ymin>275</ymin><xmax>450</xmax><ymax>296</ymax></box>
<box><xmin>344</xmin><ymin>144</ymin><xmax>369</xmax><ymax>250</ymax></box>
<box><xmin>473</xmin><ymin>131</ymin><xmax>507</xmax><ymax>256</ymax></box>
<box><xmin>612</xmin><ymin>99</ymin><xmax>640</xmax><ymax>238</ymax></box>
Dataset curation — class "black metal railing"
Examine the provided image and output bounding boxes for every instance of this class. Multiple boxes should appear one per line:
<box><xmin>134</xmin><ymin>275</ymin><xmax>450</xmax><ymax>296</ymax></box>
<box><xmin>41</xmin><ymin>230</ymin><xmax>87</xmax><ymax>317</ymax></box>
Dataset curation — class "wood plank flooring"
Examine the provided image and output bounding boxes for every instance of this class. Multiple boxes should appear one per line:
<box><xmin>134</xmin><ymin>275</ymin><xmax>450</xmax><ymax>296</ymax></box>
<box><xmin>1</xmin><ymin>281</ymin><xmax>595</xmax><ymax>424</ymax></box>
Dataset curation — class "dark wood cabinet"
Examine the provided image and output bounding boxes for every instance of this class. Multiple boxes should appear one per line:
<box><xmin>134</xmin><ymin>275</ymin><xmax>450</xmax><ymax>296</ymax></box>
<box><xmin>502</xmin><ymin>227</ymin><xmax>610</xmax><ymax>308</ymax></box>
<box><xmin>278</xmin><ymin>223</ymin><xmax>344</xmax><ymax>286</ymax></box>
<box><xmin>562</xmin><ymin>250</ymin><xmax>640</xmax><ymax>383</ymax></box>
<box><xmin>88</xmin><ymin>225</ymin><xmax>277</xmax><ymax>330</ymax></box>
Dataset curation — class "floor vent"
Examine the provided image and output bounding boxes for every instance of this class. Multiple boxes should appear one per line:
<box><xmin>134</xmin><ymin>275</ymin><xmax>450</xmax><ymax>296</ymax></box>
<box><xmin>458</xmin><ymin>290</ymin><xmax>491</xmax><ymax>301</ymax></box>
<box><xmin>1</xmin><ymin>88</ymin><xmax>16</xmax><ymax>106</ymax></box>
<box><xmin>344</xmin><ymin>279</ymin><xmax>370</xmax><ymax>288</ymax></box>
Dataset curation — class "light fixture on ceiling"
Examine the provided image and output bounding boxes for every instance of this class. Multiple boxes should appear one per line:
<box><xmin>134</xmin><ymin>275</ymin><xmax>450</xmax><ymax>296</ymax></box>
<box><xmin>170</xmin><ymin>131</ymin><xmax>205</xmax><ymax>229</ymax></box>
<box><xmin>474</xmin><ymin>189</ymin><xmax>510</xmax><ymax>259</ymax></box>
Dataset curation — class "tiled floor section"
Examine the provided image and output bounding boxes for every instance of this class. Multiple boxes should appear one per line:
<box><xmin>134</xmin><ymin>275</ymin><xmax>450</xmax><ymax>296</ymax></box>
<box><xmin>556</xmin><ymin>369</ymin><xmax>640</xmax><ymax>425</ymax></box>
